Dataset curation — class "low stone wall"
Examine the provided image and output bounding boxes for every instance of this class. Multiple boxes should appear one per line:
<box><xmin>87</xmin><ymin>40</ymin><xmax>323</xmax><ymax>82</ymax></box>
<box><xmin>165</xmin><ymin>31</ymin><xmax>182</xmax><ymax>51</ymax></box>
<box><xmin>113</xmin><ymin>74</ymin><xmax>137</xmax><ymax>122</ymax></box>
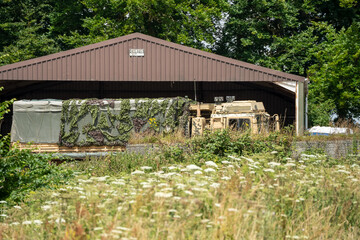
<box><xmin>293</xmin><ymin>139</ymin><xmax>360</xmax><ymax>159</ymax></box>
<box><xmin>125</xmin><ymin>141</ymin><xmax>360</xmax><ymax>159</ymax></box>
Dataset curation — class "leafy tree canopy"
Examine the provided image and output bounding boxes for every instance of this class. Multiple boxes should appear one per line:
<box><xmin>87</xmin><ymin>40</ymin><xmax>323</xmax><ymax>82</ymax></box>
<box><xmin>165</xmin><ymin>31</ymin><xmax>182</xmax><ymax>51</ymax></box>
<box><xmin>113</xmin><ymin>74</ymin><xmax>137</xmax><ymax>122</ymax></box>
<box><xmin>308</xmin><ymin>21</ymin><xmax>360</xmax><ymax>121</ymax></box>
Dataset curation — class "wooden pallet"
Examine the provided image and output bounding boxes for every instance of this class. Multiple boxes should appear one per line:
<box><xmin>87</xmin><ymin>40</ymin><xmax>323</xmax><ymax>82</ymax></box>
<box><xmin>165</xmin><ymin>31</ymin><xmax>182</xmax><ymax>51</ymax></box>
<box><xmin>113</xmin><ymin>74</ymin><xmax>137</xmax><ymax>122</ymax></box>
<box><xmin>12</xmin><ymin>143</ymin><xmax>126</xmax><ymax>153</ymax></box>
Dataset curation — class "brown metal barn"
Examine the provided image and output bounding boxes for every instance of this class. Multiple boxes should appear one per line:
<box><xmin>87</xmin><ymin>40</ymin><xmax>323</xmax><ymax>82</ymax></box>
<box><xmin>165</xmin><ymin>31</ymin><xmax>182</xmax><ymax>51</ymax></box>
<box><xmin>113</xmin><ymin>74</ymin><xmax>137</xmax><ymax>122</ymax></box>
<box><xmin>0</xmin><ymin>32</ymin><xmax>306</xmax><ymax>135</ymax></box>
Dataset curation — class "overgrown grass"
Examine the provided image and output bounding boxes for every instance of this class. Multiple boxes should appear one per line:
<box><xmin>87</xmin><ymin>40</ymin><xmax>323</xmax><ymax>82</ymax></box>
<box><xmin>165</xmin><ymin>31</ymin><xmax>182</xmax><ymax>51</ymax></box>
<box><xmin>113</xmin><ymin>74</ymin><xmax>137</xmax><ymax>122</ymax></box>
<box><xmin>128</xmin><ymin>130</ymin><xmax>187</xmax><ymax>145</ymax></box>
<box><xmin>1</xmin><ymin>130</ymin><xmax>359</xmax><ymax>239</ymax></box>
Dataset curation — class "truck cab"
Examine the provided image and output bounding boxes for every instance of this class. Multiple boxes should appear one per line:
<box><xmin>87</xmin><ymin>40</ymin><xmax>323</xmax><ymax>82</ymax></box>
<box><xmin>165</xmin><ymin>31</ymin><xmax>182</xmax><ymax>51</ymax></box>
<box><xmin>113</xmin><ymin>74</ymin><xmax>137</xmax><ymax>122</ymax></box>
<box><xmin>188</xmin><ymin>98</ymin><xmax>279</xmax><ymax>136</ymax></box>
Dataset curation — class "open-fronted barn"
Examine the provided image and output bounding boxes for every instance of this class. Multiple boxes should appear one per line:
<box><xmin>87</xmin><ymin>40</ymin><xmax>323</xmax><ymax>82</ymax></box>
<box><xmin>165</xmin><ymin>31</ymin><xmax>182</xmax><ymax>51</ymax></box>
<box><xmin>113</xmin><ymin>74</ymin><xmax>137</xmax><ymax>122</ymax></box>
<box><xmin>0</xmin><ymin>33</ymin><xmax>306</xmax><ymax>135</ymax></box>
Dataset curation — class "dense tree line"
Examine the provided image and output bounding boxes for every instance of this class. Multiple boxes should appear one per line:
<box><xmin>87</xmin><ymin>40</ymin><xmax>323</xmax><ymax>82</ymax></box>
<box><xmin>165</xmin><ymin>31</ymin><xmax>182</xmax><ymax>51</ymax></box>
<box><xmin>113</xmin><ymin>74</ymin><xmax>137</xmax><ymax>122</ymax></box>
<box><xmin>0</xmin><ymin>0</ymin><xmax>359</xmax><ymax>125</ymax></box>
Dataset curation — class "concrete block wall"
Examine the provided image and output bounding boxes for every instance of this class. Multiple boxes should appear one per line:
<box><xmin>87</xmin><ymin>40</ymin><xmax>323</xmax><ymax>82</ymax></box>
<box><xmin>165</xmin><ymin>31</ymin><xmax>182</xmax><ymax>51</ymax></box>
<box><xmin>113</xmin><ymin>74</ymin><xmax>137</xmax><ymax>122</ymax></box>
<box><xmin>293</xmin><ymin>139</ymin><xmax>360</xmax><ymax>159</ymax></box>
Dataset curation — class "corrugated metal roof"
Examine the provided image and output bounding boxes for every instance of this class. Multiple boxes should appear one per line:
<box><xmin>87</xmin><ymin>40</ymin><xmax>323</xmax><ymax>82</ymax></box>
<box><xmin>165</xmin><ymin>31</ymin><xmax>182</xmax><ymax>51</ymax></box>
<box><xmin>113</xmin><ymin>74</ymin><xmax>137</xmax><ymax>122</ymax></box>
<box><xmin>0</xmin><ymin>33</ymin><xmax>304</xmax><ymax>82</ymax></box>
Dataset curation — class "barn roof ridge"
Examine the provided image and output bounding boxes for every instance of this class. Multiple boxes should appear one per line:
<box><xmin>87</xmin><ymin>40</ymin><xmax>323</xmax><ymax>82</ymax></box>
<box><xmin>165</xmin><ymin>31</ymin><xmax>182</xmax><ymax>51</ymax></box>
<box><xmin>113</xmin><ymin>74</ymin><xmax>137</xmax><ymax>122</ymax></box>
<box><xmin>0</xmin><ymin>32</ymin><xmax>304</xmax><ymax>82</ymax></box>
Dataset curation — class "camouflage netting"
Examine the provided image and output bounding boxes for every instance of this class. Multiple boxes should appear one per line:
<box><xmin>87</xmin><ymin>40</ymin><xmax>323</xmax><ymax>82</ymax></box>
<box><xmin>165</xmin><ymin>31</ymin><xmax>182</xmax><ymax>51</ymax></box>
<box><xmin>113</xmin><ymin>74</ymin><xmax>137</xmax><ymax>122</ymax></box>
<box><xmin>59</xmin><ymin>97</ymin><xmax>191</xmax><ymax>147</ymax></box>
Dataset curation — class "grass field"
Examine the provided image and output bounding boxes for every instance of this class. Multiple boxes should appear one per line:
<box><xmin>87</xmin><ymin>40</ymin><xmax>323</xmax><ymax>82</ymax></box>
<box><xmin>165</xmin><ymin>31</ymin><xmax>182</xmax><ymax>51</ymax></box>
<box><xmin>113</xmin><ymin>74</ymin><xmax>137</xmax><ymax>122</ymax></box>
<box><xmin>0</xmin><ymin>131</ymin><xmax>359</xmax><ymax>239</ymax></box>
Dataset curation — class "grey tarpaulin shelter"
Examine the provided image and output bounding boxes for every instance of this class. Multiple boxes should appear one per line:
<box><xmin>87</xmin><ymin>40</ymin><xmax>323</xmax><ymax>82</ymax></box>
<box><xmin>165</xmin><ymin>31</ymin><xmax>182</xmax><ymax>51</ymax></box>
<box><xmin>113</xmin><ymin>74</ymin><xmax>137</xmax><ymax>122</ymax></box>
<box><xmin>11</xmin><ymin>100</ymin><xmax>62</xmax><ymax>143</ymax></box>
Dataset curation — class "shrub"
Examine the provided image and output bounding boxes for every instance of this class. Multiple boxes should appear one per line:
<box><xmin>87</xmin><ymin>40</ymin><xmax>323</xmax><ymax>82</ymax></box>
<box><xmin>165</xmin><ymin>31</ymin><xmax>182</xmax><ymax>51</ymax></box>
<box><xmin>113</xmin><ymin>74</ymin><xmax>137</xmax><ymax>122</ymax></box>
<box><xmin>0</xmin><ymin>90</ymin><xmax>73</xmax><ymax>203</ymax></box>
<box><xmin>0</xmin><ymin>147</ymin><xmax>73</xmax><ymax>203</ymax></box>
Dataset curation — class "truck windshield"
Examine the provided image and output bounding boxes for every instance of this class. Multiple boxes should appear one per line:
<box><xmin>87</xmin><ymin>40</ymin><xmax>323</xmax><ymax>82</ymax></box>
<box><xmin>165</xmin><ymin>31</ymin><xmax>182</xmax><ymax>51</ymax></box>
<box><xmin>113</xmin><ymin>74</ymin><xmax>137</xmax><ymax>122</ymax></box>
<box><xmin>229</xmin><ymin>118</ymin><xmax>250</xmax><ymax>131</ymax></box>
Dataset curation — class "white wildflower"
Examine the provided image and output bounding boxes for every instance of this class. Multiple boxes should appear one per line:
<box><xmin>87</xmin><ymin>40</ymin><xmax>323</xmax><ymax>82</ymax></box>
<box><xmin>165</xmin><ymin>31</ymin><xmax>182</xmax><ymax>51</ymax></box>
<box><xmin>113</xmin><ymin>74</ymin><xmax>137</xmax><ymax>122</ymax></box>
<box><xmin>10</xmin><ymin>222</ymin><xmax>20</xmax><ymax>225</ymax></box>
<box><xmin>0</xmin><ymin>201</ymin><xmax>6</xmax><ymax>204</ymax></box>
<box><xmin>194</xmin><ymin>170</ymin><xmax>203</xmax><ymax>175</ymax></box>
<box><xmin>192</xmin><ymin>187</ymin><xmax>208</xmax><ymax>192</ymax></box>
<box><xmin>228</xmin><ymin>208</ymin><xmax>238</xmax><ymax>212</ymax></box>
<box><xmin>33</xmin><ymin>220</ymin><xmax>43</xmax><ymax>225</ymax></box>
<box><xmin>140</xmin><ymin>166</ymin><xmax>152</xmax><ymax>170</ymax></box>
<box><xmin>221</xmin><ymin>160</ymin><xmax>230</xmax><ymax>164</ymax></box>
<box><xmin>240</xmin><ymin>156</ymin><xmax>254</xmax><ymax>163</ymax></box>
<box><xmin>13</xmin><ymin>205</ymin><xmax>21</xmax><ymax>209</ymax></box>
<box><xmin>94</xmin><ymin>176</ymin><xmax>109</xmax><ymax>182</ymax></box>
<box><xmin>184</xmin><ymin>190</ymin><xmax>194</xmax><ymax>195</ymax></box>
<box><xmin>228</xmin><ymin>155</ymin><xmax>241</xmax><ymax>161</ymax></box>
<box><xmin>94</xmin><ymin>227</ymin><xmax>103</xmax><ymax>231</ymax></box>
<box><xmin>271</xmin><ymin>151</ymin><xmax>278</xmax><ymax>154</ymax></box>
<box><xmin>142</xmin><ymin>184</ymin><xmax>152</xmax><ymax>189</ymax></box>
<box><xmin>215</xmin><ymin>203</ymin><xmax>221</xmax><ymax>207</ymax></box>
<box><xmin>201</xmin><ymin>219</ymin><xmax>210</xmax><ymax>223</ymax></box>
<box><xmin>221</xmin><ymin>176</ymin><xmax>231</xmax><ymax>180</ymax></box>
<box><xmin>111</xmin><ymin>229</ymin><xmax>122</xmax><ymax>234</ymax></box>
<box><xmin>55</xmin><ymin>218</ymin><xmax>66</xmax><ymax>223</ymax></box>
<box><xmin>168</xmin><ymin>166</ymin><xmax>178</xmax><ymax>170</ymax></box>
<box><xmin>301</xmin><ymin>154</ymin><xmax>316</xmax><ymax>158</ymax></box>
<box><xmin>22</xmin><ymin>221</ymin><xmax>32</xmax><ymax>225</ymax></box>
<box><xmin>210</xmin><ymin>183</ymin><xmax>220</xmax><ymax>188</ymax></box>
<box><xmin>111</xmin><ymin>181</ymin><xmax>125</xmax><ymax>185</ymax></box>
<box><xmin>157</xmin><ymin>183</ymin><xmax>168</xmax><ymax>187</ymax></box>
<box><xmin>337</xmin><ymin>169</ymin><xmax>350</xmax><ymax>174</ymax></box>
<box><xmin>131</xmin><ymin>170</ymin><xmax>145</xmax><ymax>175</ymax></box>
<box><xmin>0</xmin><ymin>214</ymin><xmax>8</xmax><ymax>217</ymax></box>
<box><xmin>205</xmin><ymin>161</ymin><xmax>218</xmax><ymax>168</ymax></box>
<box><xmin>78</xmin><ymin>179</ymin><xmax>93</xmax><ymax>183</ymax></box>
<box><xmin>154</xmin><ymin>192</ymin><xmax>173</xmax><ymax>198</ymax></box>
<box><xmin>285</xmin><ymin>163</ymin><xmax>296</xmax><ymax>167</ymax></box>
<box><xmin>168</xmin><ymin>209</ymin><xmax>178</xmax><ymax>213</ymax></box>
<box><xmin>41</xmin><ymin>205</ymin><xmax>51</xmax><ymax>211</ymax></box>
<box><xmin>116</xmin><ymin>226</ymin><xmax>131</xmax><ymax>231</ymax></box>
<box><xmin>204</xmin><ymin>167</ymin><xmax>216</xmax><ymax>173</ymax></box>
<box><xmin>176</xmin><ymin>183</ymin><xmax>186</xmax><ymax>189</ymax></box>
<box><xmin>264</xmin><ymin>168</ymin><xmax>275</xmax><ymax>173</ymax></box>
<box><xmin>186</xmin><ymin>164</ymin><xmax>202</xmax><ymax>170</ymax></box>
<box><xmin>268</xmin><ymin>162</ymin><xmax>281</xmax><ymax>167</ymax></box>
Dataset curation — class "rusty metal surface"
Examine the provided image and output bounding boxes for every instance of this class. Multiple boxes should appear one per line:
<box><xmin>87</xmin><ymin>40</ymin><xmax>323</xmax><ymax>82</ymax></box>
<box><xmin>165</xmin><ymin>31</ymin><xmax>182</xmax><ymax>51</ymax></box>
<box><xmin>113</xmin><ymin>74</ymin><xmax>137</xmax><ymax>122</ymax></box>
<box><xmin>0</xmin><ymin>33</ymin><xmax>304</xmax><ymax>83</ymax></box>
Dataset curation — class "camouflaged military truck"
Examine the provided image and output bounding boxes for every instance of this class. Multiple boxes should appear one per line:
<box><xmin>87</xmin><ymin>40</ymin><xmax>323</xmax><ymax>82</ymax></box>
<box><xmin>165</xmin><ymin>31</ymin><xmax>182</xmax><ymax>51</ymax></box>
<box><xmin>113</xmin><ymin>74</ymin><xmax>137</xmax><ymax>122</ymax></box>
<box><xmin>188</xmin><ymin>97</ymin><xmax>280</xmax><ymax>136</ymax></box>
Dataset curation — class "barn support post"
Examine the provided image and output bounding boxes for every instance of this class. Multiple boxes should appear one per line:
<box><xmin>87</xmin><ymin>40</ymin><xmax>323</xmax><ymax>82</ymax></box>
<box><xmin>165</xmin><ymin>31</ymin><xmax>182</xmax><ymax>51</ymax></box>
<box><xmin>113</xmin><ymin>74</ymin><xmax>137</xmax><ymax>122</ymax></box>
<box><xmin>296</xmin><ymin>81</ymin><xmax>305</xmax><ymax>136</ymax></box>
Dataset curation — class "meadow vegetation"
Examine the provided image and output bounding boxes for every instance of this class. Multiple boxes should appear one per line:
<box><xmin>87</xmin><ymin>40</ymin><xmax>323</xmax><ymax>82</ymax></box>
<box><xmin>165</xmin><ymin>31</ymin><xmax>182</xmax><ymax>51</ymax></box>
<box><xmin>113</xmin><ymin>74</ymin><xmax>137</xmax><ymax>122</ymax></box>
<box><xmin>0</xmin><ymin>130</ymin><xmax>359</xmax><ymax>239</ymax></box>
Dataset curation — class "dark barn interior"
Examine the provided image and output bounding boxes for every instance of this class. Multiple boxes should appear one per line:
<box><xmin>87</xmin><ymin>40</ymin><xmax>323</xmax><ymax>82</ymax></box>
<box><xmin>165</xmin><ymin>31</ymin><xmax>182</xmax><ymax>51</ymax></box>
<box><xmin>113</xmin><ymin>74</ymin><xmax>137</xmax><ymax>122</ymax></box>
<box><xmin>0</xmin><ymin>80</ymin><xmax>295</xmax><ymax>135</ymax></box>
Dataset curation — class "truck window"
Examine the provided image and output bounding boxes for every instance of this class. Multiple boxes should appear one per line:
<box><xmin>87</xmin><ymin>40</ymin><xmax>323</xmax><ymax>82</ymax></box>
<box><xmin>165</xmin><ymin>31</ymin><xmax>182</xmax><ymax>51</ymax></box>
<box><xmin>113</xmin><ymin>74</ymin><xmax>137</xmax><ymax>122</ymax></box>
<box><xmin>229</xmin><ymin>118</ymin><xmax>250</xmax><ymax>131</ymax></box>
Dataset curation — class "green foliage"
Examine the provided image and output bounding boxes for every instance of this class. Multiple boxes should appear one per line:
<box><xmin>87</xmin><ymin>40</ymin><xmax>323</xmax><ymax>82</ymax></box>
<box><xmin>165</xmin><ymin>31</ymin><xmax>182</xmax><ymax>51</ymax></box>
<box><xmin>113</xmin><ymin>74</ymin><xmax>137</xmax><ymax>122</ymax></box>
<box><xmin>73</xmin><ymin>150</ymin><xmax>188</xmax><ymax>176</ymax></box>
<box><xmin>190</xmin><ymin>130</ymin><xmax>293</xmax><ymax>164</ymax></box>
<box><xmin>58</xmin><ymin>0</ymin><xmax>227</xmax><ymax>50</ymax></box>
<box><xmin>309</xmin><ymin>21</ymin><xmax>360</xmax><ymax>120</ymax></box>
<box><xmin>0</xmin><ymin>87</ymin><xmax>14</xmax><ymax>123</ymax></box>
<box><xmin>0</xmin><ymin>91</ymin><xmax>73</xmax><ymax>204</ymax></box>
<box><xmin>0</xmin><ymin>25</ymin><xmax>60</xmax><ymax>65</ymax></box>
<box><xmin>216</xmin><ymin>1</ymin><xmax>359</xmax><ymax>75</ymax></box>
<box><xmin>308</xmin><ymin>97</ymin><xmax>335</xmax><ymax>127</ymax></box>
<box><xmin>0</xmin><ymin>148</ymin><xmax>73</xmax><ymax>203</ymax></box>
<box><xmin>191</xmin><ymin>130</ymin><xmax>233</xmax><ymax>157</ymax></box>
<box><xmin>215</xmin><ymin>0</ymin><xmax>300</xmax><ymax>68</ymax></box>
